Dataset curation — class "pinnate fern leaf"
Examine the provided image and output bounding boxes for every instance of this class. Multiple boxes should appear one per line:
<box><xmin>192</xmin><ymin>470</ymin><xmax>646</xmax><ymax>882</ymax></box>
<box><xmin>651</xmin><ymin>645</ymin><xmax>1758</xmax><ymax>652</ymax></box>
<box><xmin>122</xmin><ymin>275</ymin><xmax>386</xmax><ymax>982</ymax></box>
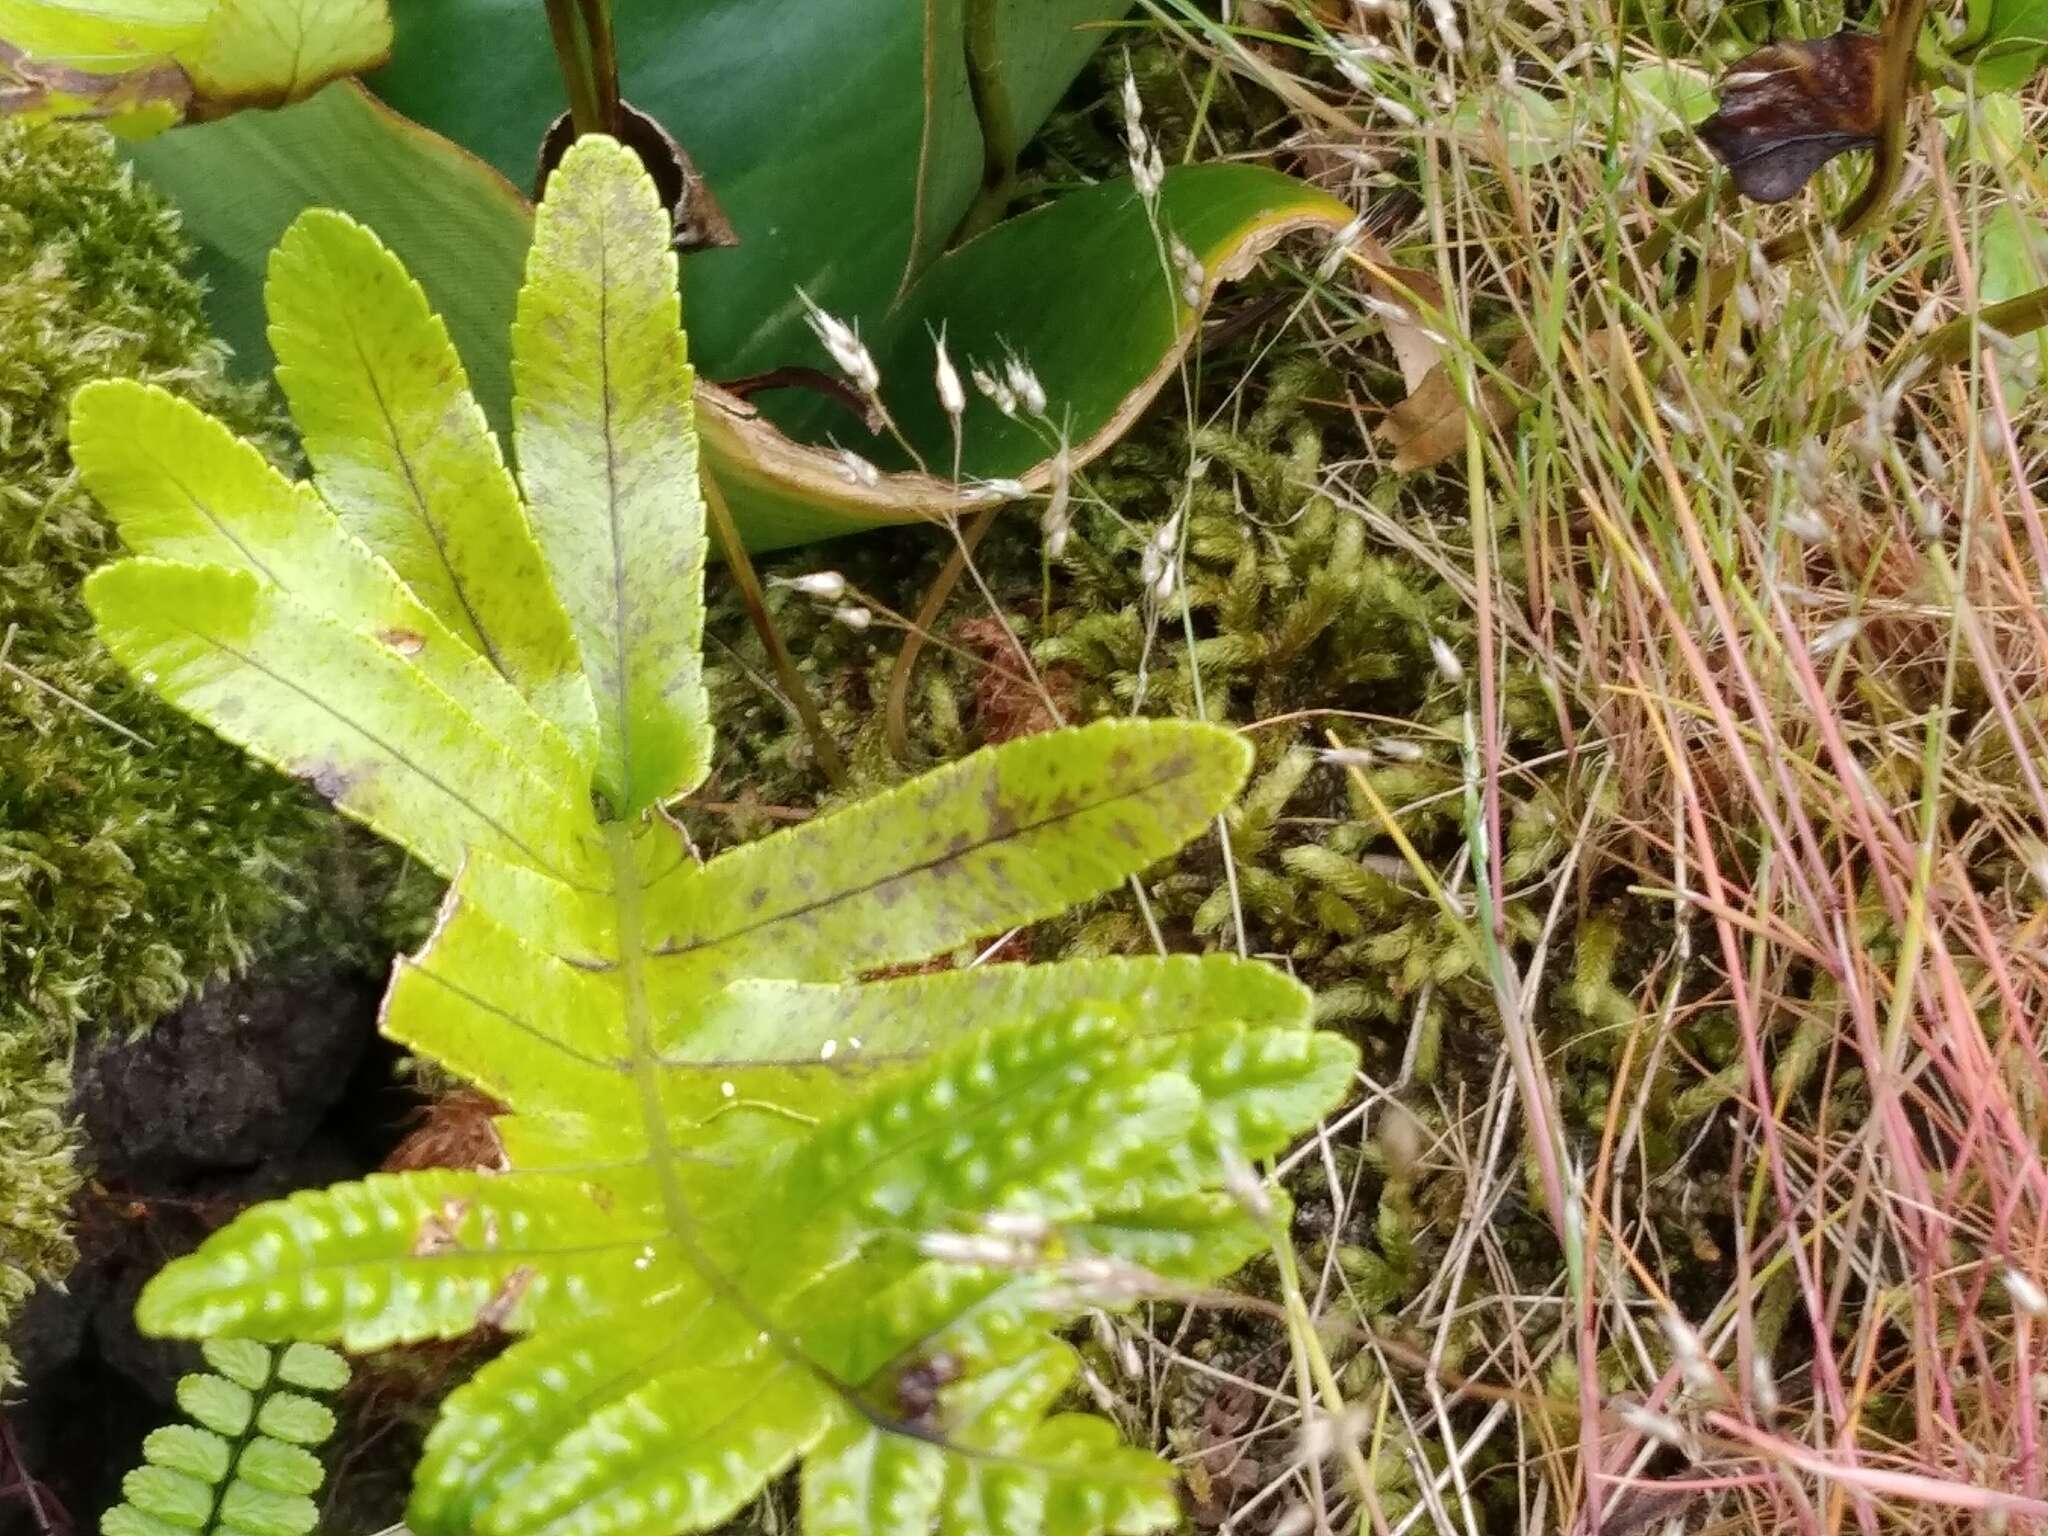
<box><xmin>265</xmin><ymin>208</ymin><xmax>598</xmax><ymax>764</ymax></box>
<box><xmin>84</xmin><ymin>133</ymin><xmax>1361</xmax><ymax>1536</ymax></box>
<box><xmin>102</xmin><ymin>1341</ymin><xmax>346</xmax><ymax>1536</ymax></box>
<box><xmin>69</xmin><ymin>379</ymin><xmax>590</xmax><ymax>799</ymax></box>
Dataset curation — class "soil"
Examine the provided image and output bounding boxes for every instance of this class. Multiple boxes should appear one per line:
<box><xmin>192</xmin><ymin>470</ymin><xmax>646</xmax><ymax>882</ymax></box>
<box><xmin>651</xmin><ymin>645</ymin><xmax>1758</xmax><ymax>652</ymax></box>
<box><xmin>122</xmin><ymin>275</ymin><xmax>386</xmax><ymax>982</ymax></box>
<box><xmin>0</xmin><ymin>963</ymin><xmax>422</xmax><ymax>1536</ymax></box>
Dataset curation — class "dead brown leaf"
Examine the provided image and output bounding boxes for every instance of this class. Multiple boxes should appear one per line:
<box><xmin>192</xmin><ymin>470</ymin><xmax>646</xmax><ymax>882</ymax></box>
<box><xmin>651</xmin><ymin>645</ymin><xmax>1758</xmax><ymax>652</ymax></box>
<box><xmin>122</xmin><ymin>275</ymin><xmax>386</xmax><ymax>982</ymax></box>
<box><xmin>1376</xmin><ymin>358</ymin><xmax>1519</xmax><ymax>472</ymax></box>
<box><xmin>1185</xmin><ymin>1385</ymin><xmax>1266</xmax><ymax>1529</ymax></box>
<box><xmin>954</xmin><ymin>616</ymin><xmax>1077</xmax><ymax>744</ymax></box>
<box><xmin>1696</xmin><ymin>30</ymin><xmax>1884</xmax><ymax>203</ymax></box>
<box><xmin>1348</xmin><ymin>233</ymin><xmax>1447</xmax><ymax>393</ymax></box>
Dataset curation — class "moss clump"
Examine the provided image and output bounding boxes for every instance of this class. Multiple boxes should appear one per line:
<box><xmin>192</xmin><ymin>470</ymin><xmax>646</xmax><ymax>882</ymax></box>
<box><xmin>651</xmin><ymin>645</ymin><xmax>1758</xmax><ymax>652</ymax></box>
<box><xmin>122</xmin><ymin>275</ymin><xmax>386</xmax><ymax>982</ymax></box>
<box><xmin>0</xmin><ymin>122</ymin><xmax>385</xmax><ymax>1380</ymax></box>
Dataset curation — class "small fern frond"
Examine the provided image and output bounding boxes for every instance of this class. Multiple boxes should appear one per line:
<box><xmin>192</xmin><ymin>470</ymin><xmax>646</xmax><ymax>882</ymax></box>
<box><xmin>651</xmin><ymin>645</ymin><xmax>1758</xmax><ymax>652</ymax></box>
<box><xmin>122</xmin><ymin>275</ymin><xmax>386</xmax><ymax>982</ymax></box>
<box><xmin>102</xmin><ymin>1340</ymin><xmax>347</xmax><ymax>1536</ymax></box>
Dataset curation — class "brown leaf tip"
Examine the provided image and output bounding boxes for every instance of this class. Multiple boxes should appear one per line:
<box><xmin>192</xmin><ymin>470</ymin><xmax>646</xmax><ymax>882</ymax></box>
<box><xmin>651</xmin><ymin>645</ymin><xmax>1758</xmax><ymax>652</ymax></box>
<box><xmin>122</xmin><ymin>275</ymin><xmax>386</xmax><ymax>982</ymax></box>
<box><xmin>535</xmin><ymin>103</ymin><xmax>740</xmax><ymax>253</ymax></box>
<box><xmin>1696</xmin><ymin>30</ymin><xmax>1883</xmax><ymax>203</ymax></box>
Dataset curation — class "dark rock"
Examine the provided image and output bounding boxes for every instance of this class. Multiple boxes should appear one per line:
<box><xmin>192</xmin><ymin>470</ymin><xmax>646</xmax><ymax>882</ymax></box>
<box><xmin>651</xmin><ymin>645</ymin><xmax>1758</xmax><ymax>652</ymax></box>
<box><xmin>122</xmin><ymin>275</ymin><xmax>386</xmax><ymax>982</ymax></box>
<box><xmin>2</xmin><ymin>968</ymin><xmax>409</xmax><ymax>1531</ymax></box>
<box><xmin>88</xmin><ymin>1265</ymin><xmax>201</xmax><ymax>1414</ymax></box>
<box><xmin>74</xmin><ymin>966</ymin><xmax>377</xmax><ymax>1182</ymax></box>
<box><xmin>84</xmin><ymin>1132</ymin><xmax>368</xmax><ymax>1409</ymax></box>
<box><xmin>2</xmin><ymin>1275</ymin><xmax>98</xmax><ymax>1390</ymax></box>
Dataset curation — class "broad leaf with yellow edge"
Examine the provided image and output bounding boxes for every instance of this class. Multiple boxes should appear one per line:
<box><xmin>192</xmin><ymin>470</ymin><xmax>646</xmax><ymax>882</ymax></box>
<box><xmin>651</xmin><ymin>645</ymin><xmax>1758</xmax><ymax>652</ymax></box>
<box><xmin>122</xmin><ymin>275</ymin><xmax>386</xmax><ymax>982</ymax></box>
<box><xmin>0</xmin><ymin>0</ymin><xmax>387</xmax><ymax>130</ymax></box>
<box><xmin>121</xmin><ymin>0</ymin><xmax>1353</xmax><ymax>548</ymax></box>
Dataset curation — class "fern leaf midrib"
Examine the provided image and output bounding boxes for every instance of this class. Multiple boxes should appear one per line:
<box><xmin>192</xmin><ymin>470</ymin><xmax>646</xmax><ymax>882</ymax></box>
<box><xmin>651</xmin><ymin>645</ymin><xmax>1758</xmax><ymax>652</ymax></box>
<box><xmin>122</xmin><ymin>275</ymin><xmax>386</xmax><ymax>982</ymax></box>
<box><xmin>199</xmin><ymin>1349</ymin><xmax>277</xmax><ymax>1536</ymax></box>
<box><xmin>485</xmin><ymin>1294</ymin><xmax>723</xmax><ymax>1486</ymax></box>
<box><xmin>157</xmin><ymin>461</ymin><xmax>289</xmax><ymax>587</ymax></box>
<box><xmin>402</xmin><ymin>953</ymin><xmax>626</xmax><ymax>1072</ymax></box>
<box><xmin>234</xmin><ymin>1231</ymin><xmax>662</xmax><ymax>1278</ymax></box>
<box><xmin>605</xmin><ymin>820</ymin><xmax>860</xmax><ymax>1414</ymax></box>
<box><xmin>598</xmin><ymin>241</ymin><xmax>637</xmax><ymax>812</ymax></box>
<box><xmin>610</xmin><ymin>819</ymin><xmax>695</xmax><ymax>1238</ymax></box>
<box><xmin>346</xmin><ymin>323</ymin><xmax>507</xmax><ymax>673</ymax></box>
<box><xmin>644</xmin><ymin>753</ymin><xmax>1220</xmax><ymax>962</ymax></box>
<box><xmin>775</xmin><ymin>1034</ymin><xmax>1132</xmax><ymax>1241</ymax></box>
<box><xmin>157</xmin><ymin>606</ymin><xmax>593</xmax><ymax>885</ymax></box>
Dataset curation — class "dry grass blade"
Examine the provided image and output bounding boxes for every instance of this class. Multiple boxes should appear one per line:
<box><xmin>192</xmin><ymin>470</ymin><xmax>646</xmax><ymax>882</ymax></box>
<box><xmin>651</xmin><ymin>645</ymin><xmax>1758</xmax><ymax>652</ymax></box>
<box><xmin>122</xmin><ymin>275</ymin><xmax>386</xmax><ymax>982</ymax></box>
<box><xmin>1143</xmin><ymin>4</ymin><xmax>2048</xmax><ymax>1532</ymax></box>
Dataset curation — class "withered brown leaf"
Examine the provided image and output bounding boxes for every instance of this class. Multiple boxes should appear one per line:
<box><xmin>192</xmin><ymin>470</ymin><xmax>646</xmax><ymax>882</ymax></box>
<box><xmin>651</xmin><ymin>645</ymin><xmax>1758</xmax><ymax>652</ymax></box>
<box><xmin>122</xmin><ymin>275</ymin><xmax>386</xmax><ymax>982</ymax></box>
<box><xmin>1696</xmin><ymin>30</ymin><xmax>1883</xmax><ymax>203</ymax></box>
<box><xmin>536</xmin><ymin>102</ymin><xmax>739</xmax><ymax>253</ymax></box>
<box><xmin>0</xmin><ymin>39</ymin><xmax>191</xmax><ymax>126</ymax></box>
<box><xmin>1376</xmin><ymin>353</ymin><xmax>1523</xmax><ymax>472</ymax></box>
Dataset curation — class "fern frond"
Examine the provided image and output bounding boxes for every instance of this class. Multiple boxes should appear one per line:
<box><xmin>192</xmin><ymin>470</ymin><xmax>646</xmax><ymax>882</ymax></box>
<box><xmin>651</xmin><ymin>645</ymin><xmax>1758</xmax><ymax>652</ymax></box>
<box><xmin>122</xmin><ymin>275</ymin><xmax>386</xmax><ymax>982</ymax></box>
<box><xmin>94</xmin><ymin>134</ymin><xmax>1365</xmax><ymax>1536</ymax></box>
<box><xmin>102</xmin><ymin>1341</ymin><xmax>347</xmax><ymax>1536</ymax></box>
<box><xmin>638</xmin><ymin>721</ymin><xmax>1253</xmax><ymax>999</ymax></box>
<box><xmin>805</xmin><ymin>1344</ymin><xmax>1175</xmax><ymax>1536</ymax></box>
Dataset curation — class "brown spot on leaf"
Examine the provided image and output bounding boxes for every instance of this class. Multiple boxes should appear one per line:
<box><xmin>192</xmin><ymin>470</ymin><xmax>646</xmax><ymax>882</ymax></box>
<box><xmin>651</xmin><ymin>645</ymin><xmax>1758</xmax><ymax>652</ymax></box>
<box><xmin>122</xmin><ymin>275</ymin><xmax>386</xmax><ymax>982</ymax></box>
<box><xmin>889</xmin><ymin>1350</ymin><xmax>962</xmax><ymax>1432</ymax></box>
<box><xmin>376</xmin><ymin>627</ymin><xmax>427</xmax><ymax>656</ymax></box>
<box><xmin>1697</xmin><ymin>30</ymin><xmax>1883</xmax><ymax>204</ymax></box>
<box><xmin>476</xmin><ymin>1265</ymin><xmax>535</xmax><ymax>1330</ymax></box>
<box><xmin>978</xmin><ymin>773</ymin><xmax>1021</xmax><ymax>842</ymax></box>
<box><xmin>290</xmin><ymin>758</ymin><xmax>363</xmax><ymax>802</ymax></box>
<box><xmin>410</xmin><ymin>1196</ymin><xmax>471</xmax><ymax>1258</ymax></box>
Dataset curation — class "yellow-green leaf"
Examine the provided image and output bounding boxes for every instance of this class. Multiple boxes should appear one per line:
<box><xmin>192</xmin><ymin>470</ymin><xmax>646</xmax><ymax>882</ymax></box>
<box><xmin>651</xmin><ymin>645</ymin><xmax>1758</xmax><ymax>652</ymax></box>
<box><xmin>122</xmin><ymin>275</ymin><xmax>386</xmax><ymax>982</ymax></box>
<box><xmin>0</xmin><ymin>0</ymin><xmax>386</xmax><ymax>129</ymax></box>
<box><xmin>137</xmin><ymin>1169</ymin><xmax>664</xmax><ymax>1348</ymax></box>
<box><xmin>186</xmin><ymin>0</ymin><xmax>388</xmax><ymax>106</ymax></box>
<box><xmin>381</xmin><ymin>898</ymin><xmax>627</xmax><ymax>1119</ymax></box>
<box><xmin>513</xmin><ymin>135</ymin><xmax>709</xmax><ymax>815</ymax></box>
<box><xmin>0</xmin><ymin>0</ymin><xmax>209</xmax><ymax>60</ymax></box>
<box><xmin>69</xmin><ymin>378</ymin><xmax>587</xmax><ymax>797</ymax></box>
<box><xmin>82</xmin><ymin>559</ymin><xmax>602</xmax><ymax>884</ymax></box>
<box><xmin>266</xmin><ymin>208</ymin><xmax>596</xmax><ymax>763</ymax></box>
<box><xmin>640</xmin><ymin>720</ymin><xmax>1253</xmax><ymax>1002</ymax></box>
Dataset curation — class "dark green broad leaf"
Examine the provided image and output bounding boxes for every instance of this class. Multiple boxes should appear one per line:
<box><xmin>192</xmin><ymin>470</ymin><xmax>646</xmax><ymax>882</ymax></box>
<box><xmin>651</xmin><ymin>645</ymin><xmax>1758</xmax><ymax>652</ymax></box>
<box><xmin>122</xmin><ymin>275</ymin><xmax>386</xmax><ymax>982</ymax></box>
<box><xmin>125</xmin><ymin>20</ymin><xmax>1352</xmax><ymax>549</ymax></box>
<box><xmin>370</xmin><ymin>0</ymin><xmax>1124</xmax><ymax>394</ymax></box>
<box><xmin>126</xmin><ymin>85</ymin><xmax>534</xmax><ymax>424</ymax></box>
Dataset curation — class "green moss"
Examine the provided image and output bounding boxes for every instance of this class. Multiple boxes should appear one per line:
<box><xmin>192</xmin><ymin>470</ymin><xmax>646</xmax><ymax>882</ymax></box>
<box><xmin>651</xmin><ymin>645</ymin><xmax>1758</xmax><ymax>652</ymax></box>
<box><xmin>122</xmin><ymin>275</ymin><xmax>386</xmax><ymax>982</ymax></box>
<box><xmin>0</xmin><ymin>122</ymin><xmax>414</xmax><ymax>1381</ymax></box>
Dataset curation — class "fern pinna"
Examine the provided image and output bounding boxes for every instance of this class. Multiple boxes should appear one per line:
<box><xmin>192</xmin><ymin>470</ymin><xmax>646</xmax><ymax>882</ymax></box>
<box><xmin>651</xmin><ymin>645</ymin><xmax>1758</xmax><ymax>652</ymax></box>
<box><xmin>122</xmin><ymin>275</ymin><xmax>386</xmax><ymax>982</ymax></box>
<box><xmin>78</xmin><ymin>138</ymin><xmax>1357</xmax><ymax>1536</ymax></box>
<box><xmin>104</xmin><ymin>1340</ymin><xmax>348</xmax><ymax>1536</ymax></box>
